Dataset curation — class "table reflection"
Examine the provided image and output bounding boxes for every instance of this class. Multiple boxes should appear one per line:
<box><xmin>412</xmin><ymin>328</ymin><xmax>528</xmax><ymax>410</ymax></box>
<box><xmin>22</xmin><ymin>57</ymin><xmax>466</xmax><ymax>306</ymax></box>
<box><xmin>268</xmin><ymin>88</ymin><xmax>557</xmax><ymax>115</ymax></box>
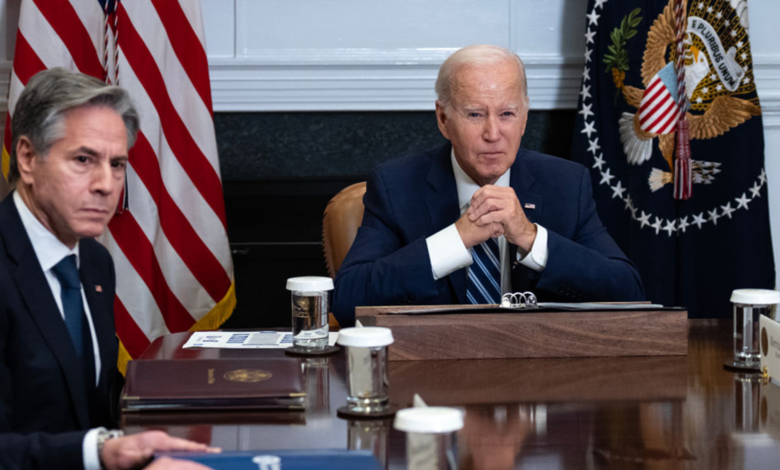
<box><xmin>303</xmin><ymin>357</ymin><xmax>330</xmax><ymax>417</ymax></box>
<box><xmin>348</xmin><ymin>418</ymin><xmax>392</xmax><ymax>468</ymax></box>
<box><xmin>459</xmin><ymin>405</ymin><xmax>532</xmax><ymax>470</ymax></box>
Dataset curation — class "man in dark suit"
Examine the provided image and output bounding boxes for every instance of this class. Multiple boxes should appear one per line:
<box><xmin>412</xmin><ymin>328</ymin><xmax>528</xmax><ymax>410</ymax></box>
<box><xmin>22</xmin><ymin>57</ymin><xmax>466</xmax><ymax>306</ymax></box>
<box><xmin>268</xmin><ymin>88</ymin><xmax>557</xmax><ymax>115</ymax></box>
<box><xmin>333</xmin><ymin>45</ymin><xmax>644</xmax><ymax>325</ymax></box>
<box><xmin>0</xmin><ymin>69</ymin><xmax>215</xmax><ymax>470</ymax></box>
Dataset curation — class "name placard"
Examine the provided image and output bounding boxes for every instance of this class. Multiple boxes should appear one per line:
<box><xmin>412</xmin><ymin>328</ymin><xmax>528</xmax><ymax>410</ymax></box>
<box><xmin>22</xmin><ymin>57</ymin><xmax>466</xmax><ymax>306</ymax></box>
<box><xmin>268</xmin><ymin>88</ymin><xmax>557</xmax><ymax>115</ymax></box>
<box><xmin>760</xmin><ymin>314</ymin><xmax>780</xmax><ymax>386</ymax></box>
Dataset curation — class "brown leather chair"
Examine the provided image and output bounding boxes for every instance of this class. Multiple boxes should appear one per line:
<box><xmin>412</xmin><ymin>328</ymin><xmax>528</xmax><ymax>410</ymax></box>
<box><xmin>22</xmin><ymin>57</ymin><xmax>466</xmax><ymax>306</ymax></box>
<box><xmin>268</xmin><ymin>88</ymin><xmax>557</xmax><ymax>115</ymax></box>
<box><xmin>322</xmin><ymin>182</ymin><xmax>367</xmax><ymax>278</ymax></box>
<box><xmin>322</xmin><ymin>182</ymin><xmax>366</xmax><ymax>328</ymax></box>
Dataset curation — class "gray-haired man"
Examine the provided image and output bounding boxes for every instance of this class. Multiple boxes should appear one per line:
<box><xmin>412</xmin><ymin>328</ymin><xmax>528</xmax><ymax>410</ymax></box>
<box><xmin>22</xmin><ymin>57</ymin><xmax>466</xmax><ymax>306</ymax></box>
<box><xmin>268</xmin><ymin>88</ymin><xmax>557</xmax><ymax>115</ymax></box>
<box><xmin>333</xmin><ymin>45</ymin><xmax>644</xmax><ymax>325</ymax></box>
<box><xmin>0</xmin><ymin>69</ymin><xmax>215</xmax><ymax>470</ymax></box>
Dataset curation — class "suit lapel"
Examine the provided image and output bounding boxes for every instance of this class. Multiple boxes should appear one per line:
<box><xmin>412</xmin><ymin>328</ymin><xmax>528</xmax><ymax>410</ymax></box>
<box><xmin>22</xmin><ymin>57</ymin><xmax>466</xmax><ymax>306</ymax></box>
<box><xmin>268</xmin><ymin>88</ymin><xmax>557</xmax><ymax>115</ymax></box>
<box><xmin>510</xmin><ymin>149</ymin><xmax>543</xmax><ymax>225</ymax></box>
<box><xmin>425</xmin><ymin>144</ymin><xmax>467</xmax><ymax>304</ymax></box>
<box><xmin>80</xmin><ymin>243</ymin><xmax>113</xmax><ymax>391</ymax></box>
<box><xmin>509</xmin><ymin>150</ymin><xmax>543</xmax><ymax>294</ymax></box>
<box><xmin>0</xmin><ymin>198</ymin><xmax>91</xmax><ymax>429</ymax></box>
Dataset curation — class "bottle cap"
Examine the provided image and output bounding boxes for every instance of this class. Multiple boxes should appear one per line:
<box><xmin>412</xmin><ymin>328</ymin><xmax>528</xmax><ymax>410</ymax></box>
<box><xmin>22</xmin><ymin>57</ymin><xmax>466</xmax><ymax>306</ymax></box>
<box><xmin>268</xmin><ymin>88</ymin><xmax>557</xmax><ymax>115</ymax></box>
<box><xmin>730</xmin><ymin>289</ymin><xmax>780</xmax><ymax>305</ymax></box>
<box><xmin>286</xmin><ymin>276</ymin><xmax>334</xmax><ymax>292</ymax></box>
<box><xmin>337</xmin><ymin>326</ymin><xmax>394</xmax><ymax>348</ymax></box>
<box><xmin>393</xmin><ymin>407</ymin><xmax>464</xmax><ymax>433</ymax></box>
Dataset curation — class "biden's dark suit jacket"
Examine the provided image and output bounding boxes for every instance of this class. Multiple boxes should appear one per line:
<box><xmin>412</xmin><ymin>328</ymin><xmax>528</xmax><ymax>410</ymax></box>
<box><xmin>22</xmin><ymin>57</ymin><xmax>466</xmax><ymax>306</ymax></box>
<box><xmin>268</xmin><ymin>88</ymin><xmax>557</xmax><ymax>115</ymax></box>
<box><xmin>333</xmin><ymin>143</ymin><xmax>644</xmax><ymax>325</ymax></box>
<box><xmin>0</xmin><ymin>194</ymin><xmax>119</xmax><ymax>469</ymax></box>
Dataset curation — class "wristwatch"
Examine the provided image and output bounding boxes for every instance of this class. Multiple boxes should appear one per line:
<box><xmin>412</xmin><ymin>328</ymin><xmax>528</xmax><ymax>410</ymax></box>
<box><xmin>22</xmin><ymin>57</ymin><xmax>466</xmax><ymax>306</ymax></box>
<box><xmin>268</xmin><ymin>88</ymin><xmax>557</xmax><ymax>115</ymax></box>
<box><xmin>96</xmin><ymin>428</ymin><xmax>125</xmax><ymax>470</ymax></box>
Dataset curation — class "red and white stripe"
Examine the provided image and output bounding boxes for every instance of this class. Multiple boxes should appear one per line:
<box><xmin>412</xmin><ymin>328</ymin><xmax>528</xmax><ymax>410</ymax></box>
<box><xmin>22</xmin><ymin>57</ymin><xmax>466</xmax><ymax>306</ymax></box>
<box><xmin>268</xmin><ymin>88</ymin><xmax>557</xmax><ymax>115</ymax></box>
<box><xmin>1</xmin><ymin>0</ymin><xmax>235</xmax><ymax>371</ymax></box>
<box><xmin>638</xmin><ymin>76</ymin><xmax>680</xmax><ymax>135</ymax></box>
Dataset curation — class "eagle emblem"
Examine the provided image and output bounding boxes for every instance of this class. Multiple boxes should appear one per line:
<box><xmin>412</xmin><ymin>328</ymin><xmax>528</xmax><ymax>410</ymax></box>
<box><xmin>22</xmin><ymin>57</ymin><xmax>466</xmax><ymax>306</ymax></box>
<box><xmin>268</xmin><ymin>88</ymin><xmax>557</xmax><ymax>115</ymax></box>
<box><xmin>611</xmin><ymin>0</ymin><xmax>760</xmax><ymax>191</ymax></box>
<box><xmin>223</xmin><ymin>369</ymin><xmax>272</xmax><ymax>383</ymax></box>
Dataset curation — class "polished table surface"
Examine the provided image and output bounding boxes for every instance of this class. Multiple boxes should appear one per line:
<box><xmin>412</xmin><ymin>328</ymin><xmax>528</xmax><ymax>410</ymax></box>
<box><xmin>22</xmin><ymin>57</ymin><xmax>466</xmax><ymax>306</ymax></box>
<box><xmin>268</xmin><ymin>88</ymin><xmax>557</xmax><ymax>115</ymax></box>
<box><xmin>123</xmin><ymin>320</ymin><xmax>780</xmax><ymax>469</ymax></box>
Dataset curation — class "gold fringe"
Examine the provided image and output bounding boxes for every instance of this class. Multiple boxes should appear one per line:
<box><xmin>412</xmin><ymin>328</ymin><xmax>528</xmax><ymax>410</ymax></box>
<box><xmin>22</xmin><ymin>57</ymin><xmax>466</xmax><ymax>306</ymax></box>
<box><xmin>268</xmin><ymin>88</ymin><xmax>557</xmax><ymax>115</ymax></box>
<box><xmin>117</xmin><ymin>341</ymin><xmax>133</xmax><ymax>376</ymax></box>
<box><xmin>191</xmin><ymin>281</ymin><xmax>237</xmax><ymax>332</ymax></box>
<box><xmin>116</xmin><ymin>281</ymin><xmax>237</xmax><ymax>376</ymax></box>
<box><xmin>2</xmin><ymin>145</ymin><xmax>10</xmax><ymax>180</ymax></box>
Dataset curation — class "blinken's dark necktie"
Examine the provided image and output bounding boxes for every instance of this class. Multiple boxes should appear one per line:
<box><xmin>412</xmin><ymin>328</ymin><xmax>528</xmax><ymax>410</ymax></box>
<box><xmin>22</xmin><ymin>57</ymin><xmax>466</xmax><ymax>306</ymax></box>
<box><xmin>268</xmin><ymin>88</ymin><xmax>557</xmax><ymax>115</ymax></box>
<box><xmin>51</xmin><ymin>255</ymin><xmax>91</xmax><ymax>360</ymax></box>
<box><xmin>52</xmin><ymin>254</ymin><xmax>98</xmax><ymax>423</ymax></box>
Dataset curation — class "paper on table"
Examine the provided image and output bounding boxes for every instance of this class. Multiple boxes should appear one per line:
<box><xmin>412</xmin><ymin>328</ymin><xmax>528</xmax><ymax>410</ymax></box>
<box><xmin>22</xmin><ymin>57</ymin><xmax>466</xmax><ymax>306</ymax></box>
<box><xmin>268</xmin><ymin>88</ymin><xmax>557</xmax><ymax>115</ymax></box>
<box><xmin>183</xmin><ymin>331</ymin><xmax>339</xmax><ymax>349</ymax></box>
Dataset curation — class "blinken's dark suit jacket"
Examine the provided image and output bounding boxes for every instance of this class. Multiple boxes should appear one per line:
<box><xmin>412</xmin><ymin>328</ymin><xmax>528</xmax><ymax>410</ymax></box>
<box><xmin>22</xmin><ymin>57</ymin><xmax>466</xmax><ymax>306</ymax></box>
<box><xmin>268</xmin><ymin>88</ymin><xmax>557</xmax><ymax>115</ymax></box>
<box><xmin>333</xmin><ymin>144</ymin><xmax>645</xmax><ymax>325</ymax></box>
<box><xmin>0</xmin><ymin>195</ymin><xmax>119</xmax><ymax>469</ymax></box>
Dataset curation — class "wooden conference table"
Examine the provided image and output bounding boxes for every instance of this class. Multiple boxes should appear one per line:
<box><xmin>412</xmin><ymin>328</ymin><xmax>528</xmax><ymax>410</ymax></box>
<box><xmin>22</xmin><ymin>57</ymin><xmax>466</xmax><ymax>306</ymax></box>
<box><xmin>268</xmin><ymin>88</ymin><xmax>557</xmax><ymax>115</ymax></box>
<box><xmin>122</xmin><ymin>320</ymin><xmax>780</xmax><ymax>469</ymax></box>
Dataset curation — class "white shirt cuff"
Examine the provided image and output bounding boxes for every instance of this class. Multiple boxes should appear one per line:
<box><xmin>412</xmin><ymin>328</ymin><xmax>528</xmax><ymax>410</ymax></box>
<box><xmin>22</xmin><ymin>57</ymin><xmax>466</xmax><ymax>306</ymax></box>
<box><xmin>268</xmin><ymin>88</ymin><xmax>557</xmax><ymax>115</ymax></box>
<box><xmin>426</xmin><ymin>224</ymin><xmax>473</xmax><ymax>280</ymax></box>
<box><xmin>517</xmin><ymin>224</ymin><xmax>548</xmax><ymax>272</ymax></box>
<box><xmin>83</xmin><ymin>427</ymin><xmax>103</xmax><ymax>470</ymax></box>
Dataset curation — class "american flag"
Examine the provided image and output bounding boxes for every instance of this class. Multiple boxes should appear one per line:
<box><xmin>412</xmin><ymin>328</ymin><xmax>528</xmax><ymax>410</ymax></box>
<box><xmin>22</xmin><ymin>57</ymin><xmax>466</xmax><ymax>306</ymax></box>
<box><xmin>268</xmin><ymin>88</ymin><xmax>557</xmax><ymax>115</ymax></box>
<box><xmin>1</xmin><ymin>0</ymin><xmax>235</xmax><ymax>373</ymax></box>
<box><xmin>638</xmin><ymin>62</ymin><xmax>682</xmax><ymax>135</ymax></box>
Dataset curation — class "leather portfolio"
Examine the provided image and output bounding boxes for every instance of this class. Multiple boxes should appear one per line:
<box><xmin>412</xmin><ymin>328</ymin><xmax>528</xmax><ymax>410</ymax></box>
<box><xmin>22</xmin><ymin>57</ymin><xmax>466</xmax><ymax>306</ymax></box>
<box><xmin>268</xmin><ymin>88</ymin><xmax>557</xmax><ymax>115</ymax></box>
<box><xmin>122</xmin><ymin>358</ymin><xmax>305</xmax><ymax>411</ymax></box>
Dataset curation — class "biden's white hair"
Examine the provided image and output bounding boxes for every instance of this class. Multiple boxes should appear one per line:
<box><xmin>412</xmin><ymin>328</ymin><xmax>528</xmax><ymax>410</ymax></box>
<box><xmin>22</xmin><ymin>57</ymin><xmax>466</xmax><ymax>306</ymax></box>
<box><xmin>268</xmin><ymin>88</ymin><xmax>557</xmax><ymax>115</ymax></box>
<box><xmin>435</xmin><ymin>44</ymin><xmax>529</xmax><ymax>112</ymax></box>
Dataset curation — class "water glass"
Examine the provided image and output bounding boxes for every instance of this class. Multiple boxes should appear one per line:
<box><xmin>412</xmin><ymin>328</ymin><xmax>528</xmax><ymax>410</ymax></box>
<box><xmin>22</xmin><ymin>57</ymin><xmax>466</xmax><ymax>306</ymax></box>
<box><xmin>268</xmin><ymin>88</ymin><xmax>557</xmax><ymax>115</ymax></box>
<box><xmin>731</xmin><ymin>289</ymin><xmax>779</xmax><ymax>369</ymax></box>
<box><xmin>394</xmin><ymin>407</ymin><xmax>463</xmax><ymax>470</ymax></box>
<box><xmin>286</xmin><ymin>276</ymin><xmax>333</xmax><ymax>350</ymax></box>
<box><xmin>337</xmin><ymin>326</ymin><xmax>394</xmax><ymax>413</ymax></box>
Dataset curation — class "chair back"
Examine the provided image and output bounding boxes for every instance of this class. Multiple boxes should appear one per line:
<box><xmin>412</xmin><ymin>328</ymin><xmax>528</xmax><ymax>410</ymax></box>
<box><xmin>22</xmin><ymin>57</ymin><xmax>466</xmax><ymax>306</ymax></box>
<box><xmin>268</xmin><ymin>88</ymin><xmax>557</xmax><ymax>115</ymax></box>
<box><xmin>322</xmin><ymin>182</ymin><xmax>367</xmax><ymax>278</ymax></box>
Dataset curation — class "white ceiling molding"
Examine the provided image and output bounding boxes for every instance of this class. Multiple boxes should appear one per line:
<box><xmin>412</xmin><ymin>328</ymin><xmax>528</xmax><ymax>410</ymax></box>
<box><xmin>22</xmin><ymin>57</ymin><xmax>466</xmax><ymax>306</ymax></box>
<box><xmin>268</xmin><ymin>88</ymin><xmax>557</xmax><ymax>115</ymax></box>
<box><xmin>206</xmin><ymin>53</ymin><xmax>584</xmax><ymax>112</ymax></box>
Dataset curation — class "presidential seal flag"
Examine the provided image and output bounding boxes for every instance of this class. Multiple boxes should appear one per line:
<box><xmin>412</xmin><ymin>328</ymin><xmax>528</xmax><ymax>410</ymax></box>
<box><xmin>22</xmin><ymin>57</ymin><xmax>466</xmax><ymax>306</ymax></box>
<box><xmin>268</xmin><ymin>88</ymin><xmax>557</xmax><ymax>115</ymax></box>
<box><xmin>572</xmin><ymin>0</ymin><xmax>775</xmax><ymax>318</ymax></box>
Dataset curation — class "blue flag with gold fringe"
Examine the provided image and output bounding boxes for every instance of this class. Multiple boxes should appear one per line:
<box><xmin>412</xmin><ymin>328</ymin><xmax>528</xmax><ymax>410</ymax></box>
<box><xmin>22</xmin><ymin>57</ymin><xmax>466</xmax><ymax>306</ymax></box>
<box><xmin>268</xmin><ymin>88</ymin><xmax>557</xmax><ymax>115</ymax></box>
<box><xmin>571</xmin><ymin>0</ymin><xmax>775</xmax><ymax>318</ymax></box>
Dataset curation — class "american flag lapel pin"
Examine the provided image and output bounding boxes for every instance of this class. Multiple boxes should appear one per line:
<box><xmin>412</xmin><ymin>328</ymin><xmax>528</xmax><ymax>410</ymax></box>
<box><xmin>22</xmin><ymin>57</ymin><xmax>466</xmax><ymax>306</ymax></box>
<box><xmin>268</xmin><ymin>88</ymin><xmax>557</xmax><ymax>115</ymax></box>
<box><xmin>95</xmin><ymin>285</ymin><xmax>103</xmax><ymax>293</ymax></box>
<box><xmin>524</xmin><ymin>203</ymin><xmax>536</xmax><ymax>210</ymax></box>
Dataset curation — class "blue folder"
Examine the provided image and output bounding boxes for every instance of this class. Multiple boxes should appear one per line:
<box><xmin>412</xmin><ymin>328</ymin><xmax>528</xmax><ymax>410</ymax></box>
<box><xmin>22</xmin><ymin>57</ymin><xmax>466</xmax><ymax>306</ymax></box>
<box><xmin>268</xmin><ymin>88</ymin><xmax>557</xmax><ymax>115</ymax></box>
<box><xmin>158</xmin><ymin>449</ymin><xmax>383</xmax><ymax>470</ymax></box>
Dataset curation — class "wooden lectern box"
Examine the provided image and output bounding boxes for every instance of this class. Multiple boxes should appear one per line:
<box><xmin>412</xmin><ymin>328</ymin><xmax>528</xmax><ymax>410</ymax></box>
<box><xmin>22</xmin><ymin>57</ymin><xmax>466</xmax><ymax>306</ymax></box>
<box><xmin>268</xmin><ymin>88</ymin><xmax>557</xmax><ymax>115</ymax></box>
<box><xmin>356</xmin><ymin>305</ymin><xmax>688</xmax><ymax>361</ymax></box>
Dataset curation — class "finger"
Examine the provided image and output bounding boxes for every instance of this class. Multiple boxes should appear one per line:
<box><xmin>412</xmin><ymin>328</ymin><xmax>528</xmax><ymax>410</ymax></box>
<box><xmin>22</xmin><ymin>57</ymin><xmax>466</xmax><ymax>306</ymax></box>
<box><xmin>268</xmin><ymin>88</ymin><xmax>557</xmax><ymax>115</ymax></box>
<box><xmin>473</xmin><ymin>186</ymin><xmax>519</xmax><ymax>209</ymax></box>
<box><xmin>474</xmin><ymin>209</ymin><xmax>507</xmax><ymax>227</ymax></box>
<box><xmin>476</xmin><ymin>219</ymin><xmax>503</xmax><ymax>236</ymax></box>
<box><xmin>469</xmin><ymin>188</ymin><xmax>496</xmax><ymax>215</ymax></box>
<box><xmin>139</xmin><ymin>434</ymin><xmax>211</xmax><ymax>453</ymax></box>
<box><xmin>469</xmin><ymin>187</ymin><xmax>516</xmax><ymax>220</ymax></box>
<box><xmin>469</xmin><ymin>197</ymin><xmax>507</xmax><ymax>222</ymax></box>
<box><xmin>159</xmin><ymin>437</ymin><xmax>215</xmax><ymax>452</ymax></box>
<box><xmin>472</xmin><ymin>184</ymin><xmax>513</xmax><ymax>203</ymax></box>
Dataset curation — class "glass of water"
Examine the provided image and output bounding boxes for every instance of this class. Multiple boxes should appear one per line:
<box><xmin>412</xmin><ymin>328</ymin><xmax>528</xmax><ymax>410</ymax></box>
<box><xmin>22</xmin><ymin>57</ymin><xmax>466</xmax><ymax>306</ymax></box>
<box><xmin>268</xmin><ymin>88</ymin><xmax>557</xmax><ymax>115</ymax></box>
<box><xmin>337</xmin><ymin>326</ymin><xmax>394</xmax><ymax>413</ymax></box>
<box><xmin>731</xmin><ymin>289</ymin><xmax>779</xmax><ymax>370</ymax></box>
<box><xmin>394</xmin><ymin>406</ymin><xmax>463</xmax><ymax>470</ymax></box>
<box><xmin>286</xmin><ymin>276</ymin><xmax>333</xmax><ymax>350</ymax></box>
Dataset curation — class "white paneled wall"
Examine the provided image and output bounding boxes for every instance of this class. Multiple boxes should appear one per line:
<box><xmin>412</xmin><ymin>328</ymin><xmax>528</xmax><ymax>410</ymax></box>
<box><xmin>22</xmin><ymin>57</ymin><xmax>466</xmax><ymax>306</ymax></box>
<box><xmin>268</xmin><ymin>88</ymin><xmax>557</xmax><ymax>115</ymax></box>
<box><xmin>0</xmin><ymin>0</ymin><xmax>778</xmax><ymax>286</ymax></box>
<box><xmin>748</xmin><ymin>1</ymin><xmax>780</xmax><ymax>289</ymax></box>
<box><xmin>200</xmin><ymin>0</ymin><xmax>588</xmax><ymax>111</ymax></box>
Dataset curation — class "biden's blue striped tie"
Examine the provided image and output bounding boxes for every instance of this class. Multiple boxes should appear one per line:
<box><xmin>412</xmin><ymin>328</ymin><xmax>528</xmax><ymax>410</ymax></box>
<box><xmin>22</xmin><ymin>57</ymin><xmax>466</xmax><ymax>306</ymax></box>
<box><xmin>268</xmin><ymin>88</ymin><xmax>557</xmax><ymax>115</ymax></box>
<box><xmin>467</xmin><ymin>238</ymin><xmax>501</xmax><ymax>304</ymax></box>
<box><xmin>52</xmin><ymin>255</ymin><xmax>86</xmax><ymax>358</ymax></box>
